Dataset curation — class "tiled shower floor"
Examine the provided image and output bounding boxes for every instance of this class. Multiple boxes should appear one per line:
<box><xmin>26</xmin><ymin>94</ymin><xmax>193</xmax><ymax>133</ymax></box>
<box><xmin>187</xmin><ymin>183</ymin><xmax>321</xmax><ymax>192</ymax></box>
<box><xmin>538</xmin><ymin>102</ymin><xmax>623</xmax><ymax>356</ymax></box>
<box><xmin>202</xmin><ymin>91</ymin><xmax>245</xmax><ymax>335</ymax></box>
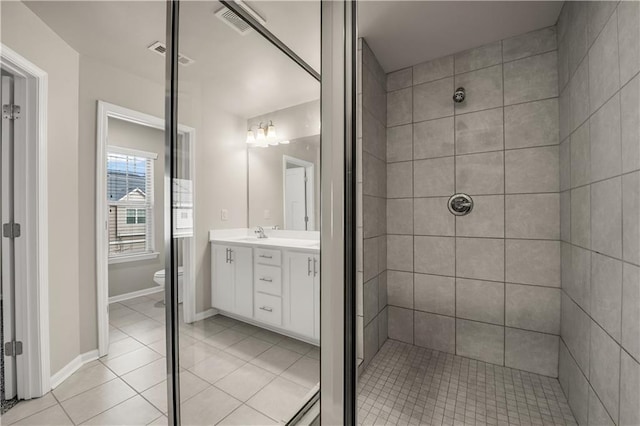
<box><xmin>357</xmin><ymin>340</ymin><xmax>577</xmax><ymax>426</ymax></box>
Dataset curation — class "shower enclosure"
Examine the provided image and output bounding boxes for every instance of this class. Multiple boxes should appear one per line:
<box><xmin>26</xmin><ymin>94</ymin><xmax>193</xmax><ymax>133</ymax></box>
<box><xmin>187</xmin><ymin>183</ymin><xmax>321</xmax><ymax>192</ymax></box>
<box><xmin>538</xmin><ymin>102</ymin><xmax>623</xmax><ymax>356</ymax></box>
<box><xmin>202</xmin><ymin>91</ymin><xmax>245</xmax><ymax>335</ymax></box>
<box><xmin>355</xmin><ymin>1</ymin><xmax>639</xmax><ymax>425</ymax></box>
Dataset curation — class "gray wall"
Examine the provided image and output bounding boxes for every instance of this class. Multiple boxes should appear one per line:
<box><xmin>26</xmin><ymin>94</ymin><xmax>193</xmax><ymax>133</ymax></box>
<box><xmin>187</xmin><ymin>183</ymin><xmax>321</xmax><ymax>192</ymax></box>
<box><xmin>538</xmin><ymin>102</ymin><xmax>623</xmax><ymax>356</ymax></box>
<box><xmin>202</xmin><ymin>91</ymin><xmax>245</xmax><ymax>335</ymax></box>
<box><xmin>2</xmin><ymin>1</ymin><xmax>82</xmax><ymax>375</ymax></box>
<box><xmin>3</xmin><ymin>2</ymin><xmax>249</xmax><ymax>371</ymax></box>
<box><xmin>78</xmin><ymin>52</ymin><xmax>247</xmax><ymax>349</ymax></box>
<box><xmin>357</xmin><ymin>39</ymin><xmax>389</xmax><ymax>369</ymax></box>
<box><xmin>557</xmin><ymin>1</ymin><xmax>640</xmax><ymax>425</ymax></box>
<box><xmin>384</xmin><ymin>26</ymin><xmax>562</xmax><ymax>377</ymax></box>
<box><xmin>107</xmin><ymin>118</ymin><xmax>165</xmax><ymax>298</ymax></box>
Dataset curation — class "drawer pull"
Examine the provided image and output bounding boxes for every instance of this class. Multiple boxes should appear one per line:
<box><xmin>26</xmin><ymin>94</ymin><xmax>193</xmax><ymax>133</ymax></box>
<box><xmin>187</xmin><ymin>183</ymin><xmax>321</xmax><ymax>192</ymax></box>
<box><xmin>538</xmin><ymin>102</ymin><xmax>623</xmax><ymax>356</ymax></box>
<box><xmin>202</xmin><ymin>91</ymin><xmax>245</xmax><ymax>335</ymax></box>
<box><xmin>259</xmin><ymin>306</ymin><xmax>273</xmax><ymax>312</ymax></box>
<box><xmin>259</xmin><ymin>277</ymin><xmax>273</xmax><ymax>283</ymax></box>
<box><xmin>259</xmin><ymin>254</ymin><xmax>273</xmax><ymax>259</ymax></box>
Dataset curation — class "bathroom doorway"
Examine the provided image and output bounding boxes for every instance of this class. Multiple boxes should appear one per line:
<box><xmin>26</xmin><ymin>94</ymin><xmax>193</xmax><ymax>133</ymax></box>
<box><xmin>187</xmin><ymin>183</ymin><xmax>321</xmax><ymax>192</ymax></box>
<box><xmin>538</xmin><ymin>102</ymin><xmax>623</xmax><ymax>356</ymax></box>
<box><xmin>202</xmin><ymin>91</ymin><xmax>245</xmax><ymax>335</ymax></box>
<box><xmin>0</xmin><ymin>46</ymin><xmax>49</xmax><ymax>406</ymax></box>
<box><xmin>1</xmin><ymin>68</ymin><xmax>18</xmax><ymax>410</ymax></box>
<box><xmin>95</xmin><ymin>101</ymin><xmax>197</xmax><ymax>357</ymax></box>
<box><xmin>283</xmin><ymin>155</ymin><xmax>315</xmax><ymax>231</ymax></box>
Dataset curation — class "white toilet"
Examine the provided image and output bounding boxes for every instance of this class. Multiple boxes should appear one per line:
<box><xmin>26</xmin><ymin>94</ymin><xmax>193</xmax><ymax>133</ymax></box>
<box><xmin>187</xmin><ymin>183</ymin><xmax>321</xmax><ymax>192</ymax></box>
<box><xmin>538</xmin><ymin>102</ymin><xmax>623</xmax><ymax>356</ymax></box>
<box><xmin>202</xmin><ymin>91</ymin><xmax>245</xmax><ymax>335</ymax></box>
<box><xmin>153</xmin><ymin>266</ymin><xmax>184</xmax><ymax>303</ymax></box>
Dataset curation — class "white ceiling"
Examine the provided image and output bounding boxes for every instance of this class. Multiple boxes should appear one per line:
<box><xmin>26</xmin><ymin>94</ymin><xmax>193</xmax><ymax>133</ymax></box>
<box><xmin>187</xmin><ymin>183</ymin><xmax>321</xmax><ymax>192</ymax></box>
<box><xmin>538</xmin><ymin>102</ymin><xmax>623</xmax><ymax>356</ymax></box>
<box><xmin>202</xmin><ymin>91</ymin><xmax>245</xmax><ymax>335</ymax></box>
<box><xmin>358</xmin><ymin>1</ymin><xmax>563</xmax><ymax>73</ymax></box>
<box><xmin>23</xmin><ymin>0</ymin><xmax>562</xmax><ymax>117</ymax></box>
<box><xmin>24</xmin><ymin>1</ymin><xmax>320</xmax><ymax>118</ymax></box>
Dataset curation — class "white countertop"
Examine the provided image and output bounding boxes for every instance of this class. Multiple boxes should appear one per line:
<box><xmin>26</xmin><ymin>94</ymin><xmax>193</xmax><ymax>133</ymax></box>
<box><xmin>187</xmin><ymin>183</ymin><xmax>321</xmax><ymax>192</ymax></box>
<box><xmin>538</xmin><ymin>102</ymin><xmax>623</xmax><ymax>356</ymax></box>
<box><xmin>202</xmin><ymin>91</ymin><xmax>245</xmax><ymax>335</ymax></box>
<box><xmin>209</xmin><ymin>228</ymin><xmax>320</xmax><ymax>252</ymax></box>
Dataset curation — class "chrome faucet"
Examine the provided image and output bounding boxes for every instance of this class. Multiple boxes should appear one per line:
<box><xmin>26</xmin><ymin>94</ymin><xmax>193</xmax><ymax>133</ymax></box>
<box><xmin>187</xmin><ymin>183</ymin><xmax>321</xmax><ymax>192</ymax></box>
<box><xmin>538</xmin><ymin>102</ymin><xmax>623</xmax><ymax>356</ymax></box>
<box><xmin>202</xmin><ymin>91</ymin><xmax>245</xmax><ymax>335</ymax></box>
<box><xmin>255</xmin><ymin>226</ymin><xmax>267</xmax><ymax>239</ymax></box>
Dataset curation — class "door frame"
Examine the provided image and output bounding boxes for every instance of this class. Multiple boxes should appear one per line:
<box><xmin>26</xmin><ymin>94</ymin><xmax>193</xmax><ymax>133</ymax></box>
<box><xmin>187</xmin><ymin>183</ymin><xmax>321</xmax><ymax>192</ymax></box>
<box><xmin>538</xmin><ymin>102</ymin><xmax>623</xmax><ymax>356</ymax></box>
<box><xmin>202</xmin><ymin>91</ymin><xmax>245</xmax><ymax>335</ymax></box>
<box><xmin>282</xmin><ymin>155</ymin><xmax>315</xmax><ymax>231</ymax></box>
<box><xmin>95</xmin><ymin>100</ymin><xmax>196</xmax><ymax>357</ymax></box>
<box><xmin>0</xmin><ymin>44</ymin><xmax>50</xmax><ymax>399</ymax></box>
<box><xmin>320</xmin><ymin>1</ymin><xmax>358</xmax><ymax>423</ymax></box>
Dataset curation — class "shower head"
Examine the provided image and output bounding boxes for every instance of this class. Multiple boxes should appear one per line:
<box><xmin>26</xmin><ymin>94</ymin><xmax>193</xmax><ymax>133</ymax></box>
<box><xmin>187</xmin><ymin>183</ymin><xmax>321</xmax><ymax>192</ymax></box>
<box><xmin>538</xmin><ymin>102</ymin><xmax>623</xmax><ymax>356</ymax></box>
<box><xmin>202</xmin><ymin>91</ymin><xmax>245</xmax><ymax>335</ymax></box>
<box><xmin>453</xmin><ymin>87</ymin><xmax>465</xmax><ymax>103</ymax></box>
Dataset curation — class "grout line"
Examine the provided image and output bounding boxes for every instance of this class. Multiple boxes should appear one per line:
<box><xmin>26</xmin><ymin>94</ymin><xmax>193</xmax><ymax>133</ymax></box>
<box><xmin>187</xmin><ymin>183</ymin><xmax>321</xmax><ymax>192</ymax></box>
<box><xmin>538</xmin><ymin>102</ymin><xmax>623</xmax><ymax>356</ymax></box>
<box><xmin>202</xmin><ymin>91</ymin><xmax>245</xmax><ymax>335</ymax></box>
<box><xmin>50</xmin><ymin>391</ymin><xmax>76</xmax><ymax>425</ymax></box>
<box><xmin>382</xmin><ymin>303</ymin><xmax>561</xmax><ymax>338</ymax></box>
<box><xmin>411</xmin><ymin>63</ymin><xmax>416</xmax><ymax>348</ymax></box>
<box><xmin>385</xmin><ymin>94</ymin><xmax>561</xmax><ymax>131</ymax></box>
<box><xmin>615</xmin><ymin>7</ymin><xmax>625</xmax><ymax>423</ymax></box>
<box><xmin>562</xmin><ymin>227</ymin><xmax>640</xmax><ymax>268</ymax></box>
<box><xmin>561</xmin><ymin>286</ymin><xmax>640</xmax><ymax>366</ymax></box>
<box><xmin>452</xmin><ymin>50</ymin><xmax>458</xmax><ymax>357</ymax></box>
<box><xmin>502</xmin><ymin>39</ymin><xmax>508</xmax><ymax>368</ymax></box>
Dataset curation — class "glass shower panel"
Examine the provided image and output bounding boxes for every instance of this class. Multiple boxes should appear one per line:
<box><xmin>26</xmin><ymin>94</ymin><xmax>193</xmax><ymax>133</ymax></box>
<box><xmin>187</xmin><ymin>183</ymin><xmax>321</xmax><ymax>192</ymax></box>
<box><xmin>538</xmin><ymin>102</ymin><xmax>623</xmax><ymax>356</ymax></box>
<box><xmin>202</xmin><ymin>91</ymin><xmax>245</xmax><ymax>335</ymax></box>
<box><xmin>174</xmin><ymin>2</ymin><xmax>320</xmax><ymax>424</ymax></box>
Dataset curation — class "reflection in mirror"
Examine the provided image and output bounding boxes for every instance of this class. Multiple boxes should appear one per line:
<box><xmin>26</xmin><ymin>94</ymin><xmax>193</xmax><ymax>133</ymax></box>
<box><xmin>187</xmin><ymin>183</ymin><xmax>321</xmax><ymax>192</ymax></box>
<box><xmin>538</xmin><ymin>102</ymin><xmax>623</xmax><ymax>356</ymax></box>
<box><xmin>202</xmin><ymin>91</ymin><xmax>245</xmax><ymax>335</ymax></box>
<box><xmin>177</xmin><ymin>1</ymin><xmax>321</xmax><ymax>423</ymax></box>
<box><xmin>249</xmin><ymin>135</ymin><xmax>319</xmax><ymax>231</ymax></box>
<box><xmin>248</xmin><ymin>100</ymin><xmax>320</xmax><ymax>231</ymax></box>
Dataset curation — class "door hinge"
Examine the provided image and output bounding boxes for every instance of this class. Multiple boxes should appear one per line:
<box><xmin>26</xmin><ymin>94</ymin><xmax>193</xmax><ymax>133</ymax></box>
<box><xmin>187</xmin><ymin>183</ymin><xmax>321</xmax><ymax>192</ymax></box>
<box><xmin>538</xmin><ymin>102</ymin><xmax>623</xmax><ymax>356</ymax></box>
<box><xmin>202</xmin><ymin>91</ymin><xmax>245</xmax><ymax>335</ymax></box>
<box><xmin>2</xmin><ymin>104</ymin><xmax>20</xmax><ymax>120</ymax></box>
<box><xmin>4</xmin><ymin>341</ymin><xmax>23</xmax><ymax>357</ymax></box>
<box><xmin>304</xmin><ymin>216</ymin><xmax>309</xmax><ymax>223</ymax></box>
<box><xmin>3</xmin><ymin>222</ymin><xmax>21</xmax><ymax>239</ymax></box>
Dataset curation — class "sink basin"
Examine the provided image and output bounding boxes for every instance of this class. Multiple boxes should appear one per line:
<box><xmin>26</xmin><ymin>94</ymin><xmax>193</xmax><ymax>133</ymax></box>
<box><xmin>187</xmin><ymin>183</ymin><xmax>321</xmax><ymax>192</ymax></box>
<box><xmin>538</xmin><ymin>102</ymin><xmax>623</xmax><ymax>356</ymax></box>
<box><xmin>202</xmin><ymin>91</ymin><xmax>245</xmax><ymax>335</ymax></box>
<box><xmin>227</xmin><ymin>236</ymin><xmax>319</xmax><ymax>248</ymax></box>
<box><xmin>232</xmin><ymin>236</ymin><xmax>260</xmax><ymax>242</ymax></box>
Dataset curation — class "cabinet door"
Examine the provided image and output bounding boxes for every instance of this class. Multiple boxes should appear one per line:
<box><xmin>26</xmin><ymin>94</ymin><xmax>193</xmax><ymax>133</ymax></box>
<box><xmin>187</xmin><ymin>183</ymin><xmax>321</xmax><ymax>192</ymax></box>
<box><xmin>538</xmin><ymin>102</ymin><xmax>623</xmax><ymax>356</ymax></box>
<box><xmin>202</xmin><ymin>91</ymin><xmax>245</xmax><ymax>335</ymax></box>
<box><xmin>286</xmin><ymin>252</ymin><xmax>315</xmax><ymax>337</ymax></box>
<box><xmin>231</xmin><ymin>246</ymin><xmax>253</xmax><ymax>318</ymax></box>
<box><xmin>211</xmin><ymin>244</ymin><xmax>233</xmax><ymax>312</ymax></box>
<box><xmin>313</xmin><ymin>255</ymin><xmax>320</xmax><ymax>339</ymax></box>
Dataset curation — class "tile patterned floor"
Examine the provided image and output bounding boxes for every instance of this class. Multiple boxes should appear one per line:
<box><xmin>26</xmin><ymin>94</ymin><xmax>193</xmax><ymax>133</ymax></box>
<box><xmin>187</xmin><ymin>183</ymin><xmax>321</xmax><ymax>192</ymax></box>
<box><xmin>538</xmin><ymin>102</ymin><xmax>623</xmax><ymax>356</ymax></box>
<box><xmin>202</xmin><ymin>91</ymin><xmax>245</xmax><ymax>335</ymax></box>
<box><xmin>357</xmin><ymin>340</ymin><xmax>577</xmax><ymax>426</ymax></box>
<box><xmin>2</xmin><ymin>293</ymin><xmax>319</xmax><ymax>425</ymax></box>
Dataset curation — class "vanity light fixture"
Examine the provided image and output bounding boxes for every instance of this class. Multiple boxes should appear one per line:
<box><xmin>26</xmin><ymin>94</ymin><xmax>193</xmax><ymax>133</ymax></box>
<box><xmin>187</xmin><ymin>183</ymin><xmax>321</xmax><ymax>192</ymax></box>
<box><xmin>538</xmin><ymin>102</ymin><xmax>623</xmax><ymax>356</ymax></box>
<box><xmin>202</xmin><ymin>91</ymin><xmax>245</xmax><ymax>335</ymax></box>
<box><xmin>246</xmin><ymin>129</ymin><xmax>256</xmax><ymax>144</ymax></box>
<box><xmin>267</xmin><ymin>121</ymin><xmax>277</xmax><ymax>139</ymax></box>
<box><xmin>246</xmin><ymin>121</ymin><xmax>281</xmax><ymax>147</ymax></box>
<box><xmin>256</xmin><ymin>125</ymin><xmax>266</xmax><ymax>141</ymax></box>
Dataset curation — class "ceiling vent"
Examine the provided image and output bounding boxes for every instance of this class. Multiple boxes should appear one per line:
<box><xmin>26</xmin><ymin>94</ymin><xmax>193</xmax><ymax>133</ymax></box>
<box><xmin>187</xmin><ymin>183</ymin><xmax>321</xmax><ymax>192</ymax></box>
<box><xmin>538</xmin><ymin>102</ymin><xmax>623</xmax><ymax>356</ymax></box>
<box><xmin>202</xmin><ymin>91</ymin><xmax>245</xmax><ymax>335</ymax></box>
<box><xmin>214</xmin><ymin>1</ymin><xmax>266</xmax><ymax>35</ymax></box>
<box><xmin>147</xmin><ymin>41</ymin><xmax>195</xmax><ymax>66</ymax></box>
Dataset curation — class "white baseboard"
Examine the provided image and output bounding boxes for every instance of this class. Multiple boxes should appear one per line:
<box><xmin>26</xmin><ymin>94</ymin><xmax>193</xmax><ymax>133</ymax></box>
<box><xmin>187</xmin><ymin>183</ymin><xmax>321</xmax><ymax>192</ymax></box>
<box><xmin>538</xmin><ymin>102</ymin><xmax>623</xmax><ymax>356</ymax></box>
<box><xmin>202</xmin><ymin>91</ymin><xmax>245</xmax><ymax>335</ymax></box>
<box><xmin>193</xmin><ymin>308</ymin><xmax>217</xmax><ymax>322</ymax></box>
<box><xmin>108</xmin><ymin>285</ymin><xmax>163</xmax><ymax>304</ymax></box>
<box><xmin>50</xmin><ymin>349</ymin><xmax>99</xmax><ymax>389</ymax></box>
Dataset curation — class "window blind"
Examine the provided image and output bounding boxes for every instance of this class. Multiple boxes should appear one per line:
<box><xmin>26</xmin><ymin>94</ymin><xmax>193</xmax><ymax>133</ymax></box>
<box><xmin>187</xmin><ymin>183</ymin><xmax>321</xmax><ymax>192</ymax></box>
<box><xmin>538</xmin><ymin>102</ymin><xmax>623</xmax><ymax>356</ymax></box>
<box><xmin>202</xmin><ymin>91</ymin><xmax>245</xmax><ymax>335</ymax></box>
<box><xmin>106</xmin><ymin>148</ymin><xmax>155</xmax><ymax>257</ymax></box>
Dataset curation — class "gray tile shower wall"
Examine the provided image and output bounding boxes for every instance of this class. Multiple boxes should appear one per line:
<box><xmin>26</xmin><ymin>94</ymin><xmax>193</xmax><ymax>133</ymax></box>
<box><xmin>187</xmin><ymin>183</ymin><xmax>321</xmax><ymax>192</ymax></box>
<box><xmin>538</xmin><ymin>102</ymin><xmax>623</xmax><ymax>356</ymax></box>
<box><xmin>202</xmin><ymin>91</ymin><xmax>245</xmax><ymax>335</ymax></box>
<box><xmin>357</xmin><ymin>39</ymin><xmax>389</xmax><ymax>370</ymax></box>
<box><xmin>557</xmin><ymin>1</ymin><xmax>640</xmax><ymax>425</ymax></box>
<box><xmin>385</xmin><ymin>26</ymin><xmax>562</xmax><ymax>378</ymax></box>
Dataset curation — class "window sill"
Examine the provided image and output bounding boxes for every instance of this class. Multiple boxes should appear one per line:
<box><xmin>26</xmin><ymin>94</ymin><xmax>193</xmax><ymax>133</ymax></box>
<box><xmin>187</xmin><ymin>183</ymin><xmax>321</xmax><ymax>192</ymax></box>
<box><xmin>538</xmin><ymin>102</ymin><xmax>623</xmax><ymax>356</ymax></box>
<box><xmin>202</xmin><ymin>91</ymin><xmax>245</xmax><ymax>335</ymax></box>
<box><xmin>109</xmin><ymin>252</ymin><xmax>160</xmax><ymax>265</ymax></box>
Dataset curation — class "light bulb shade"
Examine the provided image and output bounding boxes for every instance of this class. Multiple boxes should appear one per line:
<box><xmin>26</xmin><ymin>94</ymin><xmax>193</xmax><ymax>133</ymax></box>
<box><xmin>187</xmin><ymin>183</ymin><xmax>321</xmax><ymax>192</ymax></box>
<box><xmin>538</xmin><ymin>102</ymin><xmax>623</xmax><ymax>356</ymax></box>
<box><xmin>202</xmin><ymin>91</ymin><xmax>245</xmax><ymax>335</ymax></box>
<box><xmin>266</xmin><ymin>122</ymin><xmax>277</xmax><ymax>139</ymax></box>
<box><xmin>246</xmin><ymin>130</ymin><xmax>256</xmax><ymax>144</ymax></box>
<box><xmin>256</xmin><ymin>127</ymin><xmax>266</xmax><ymax>140</ymax></box>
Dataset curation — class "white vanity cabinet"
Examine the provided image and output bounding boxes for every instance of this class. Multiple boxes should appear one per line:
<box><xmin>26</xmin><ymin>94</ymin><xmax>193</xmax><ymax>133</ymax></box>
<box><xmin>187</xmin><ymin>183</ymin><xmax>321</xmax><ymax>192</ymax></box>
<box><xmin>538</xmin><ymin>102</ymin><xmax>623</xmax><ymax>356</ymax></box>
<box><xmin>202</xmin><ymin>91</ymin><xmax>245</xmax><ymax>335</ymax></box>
<box><xmin>284</xmin><ymin>251</ymin><xmax>320</xmax><ymax>340</ymax></box>
<box><xmin>211</xmin><ymin>244</ymin><xmax>253</xmax><ymax>318</ymax></box>
<box><xmin>253</xmin><ymin>248</ymin><xmax>283</xmax><ymax>326</ymax></box>
<box><xmin>210</xmin><ymin>233</ymin><xmax>320</xmax><ymax>345</ymax></box>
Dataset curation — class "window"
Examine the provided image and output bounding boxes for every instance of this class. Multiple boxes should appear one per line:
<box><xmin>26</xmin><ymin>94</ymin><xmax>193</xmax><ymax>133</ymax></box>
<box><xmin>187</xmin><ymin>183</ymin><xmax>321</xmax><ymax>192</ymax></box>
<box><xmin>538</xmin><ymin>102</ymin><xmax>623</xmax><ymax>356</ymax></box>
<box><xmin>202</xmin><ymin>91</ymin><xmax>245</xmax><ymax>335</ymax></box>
<box><xmin>126</xmin><ymin>208</ymin><xmax>146</xmax><ymax>224</ymax></box>
<box><xmin>107</xmin><ymin>147</ymin><xmax>157</xmax><ymax>260</ymax></box>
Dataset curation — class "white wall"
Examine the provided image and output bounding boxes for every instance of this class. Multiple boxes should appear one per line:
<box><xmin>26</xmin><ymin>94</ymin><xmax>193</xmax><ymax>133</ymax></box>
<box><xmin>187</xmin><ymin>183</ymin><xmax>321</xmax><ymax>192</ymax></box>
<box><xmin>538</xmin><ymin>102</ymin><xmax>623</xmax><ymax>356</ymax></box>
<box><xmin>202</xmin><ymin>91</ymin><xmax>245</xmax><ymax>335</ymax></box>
<box><xmin>248</xmin><ymin>99</ymin><xmax>320</xmax><ymax>145</ymax></box>
<box><xmin>189</xmin><ymin>82</ymin><xmax>248</xmax><ymax>313</ymax></box>
<box><xmin>1</xmin><ymin>1</ymin><xmax>81</xmax><ymax>375</ymax></box>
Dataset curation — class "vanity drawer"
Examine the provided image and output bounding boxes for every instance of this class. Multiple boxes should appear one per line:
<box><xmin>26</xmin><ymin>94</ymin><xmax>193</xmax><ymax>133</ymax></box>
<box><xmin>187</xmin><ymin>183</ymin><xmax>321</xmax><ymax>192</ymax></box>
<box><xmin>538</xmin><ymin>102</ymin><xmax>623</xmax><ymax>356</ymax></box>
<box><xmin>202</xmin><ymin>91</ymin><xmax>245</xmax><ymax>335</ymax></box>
<box><xmin>254</xmin><ymin>264</ymin><xmax>282</xmax><ymax>296</ymax></box>
<box><xmin>255</xmin><ymin>248</ymin><xmax>281</xmax><ymax>266</ymax></box>
<box><xmin>254</xmin><ymin>293</ymin><xmax>282</xmax><ymax>326</ymax></box>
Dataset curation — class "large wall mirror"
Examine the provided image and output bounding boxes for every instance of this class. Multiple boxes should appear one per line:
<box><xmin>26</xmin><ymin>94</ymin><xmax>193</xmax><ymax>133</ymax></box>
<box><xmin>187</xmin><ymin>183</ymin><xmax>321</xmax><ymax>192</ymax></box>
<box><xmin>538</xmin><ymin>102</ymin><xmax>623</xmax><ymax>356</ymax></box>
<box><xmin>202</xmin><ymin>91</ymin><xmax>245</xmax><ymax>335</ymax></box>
<box><xmin>247</xmin><ymin>99</ymin><xmax>320</xmax><ymax>231</ymax></box>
